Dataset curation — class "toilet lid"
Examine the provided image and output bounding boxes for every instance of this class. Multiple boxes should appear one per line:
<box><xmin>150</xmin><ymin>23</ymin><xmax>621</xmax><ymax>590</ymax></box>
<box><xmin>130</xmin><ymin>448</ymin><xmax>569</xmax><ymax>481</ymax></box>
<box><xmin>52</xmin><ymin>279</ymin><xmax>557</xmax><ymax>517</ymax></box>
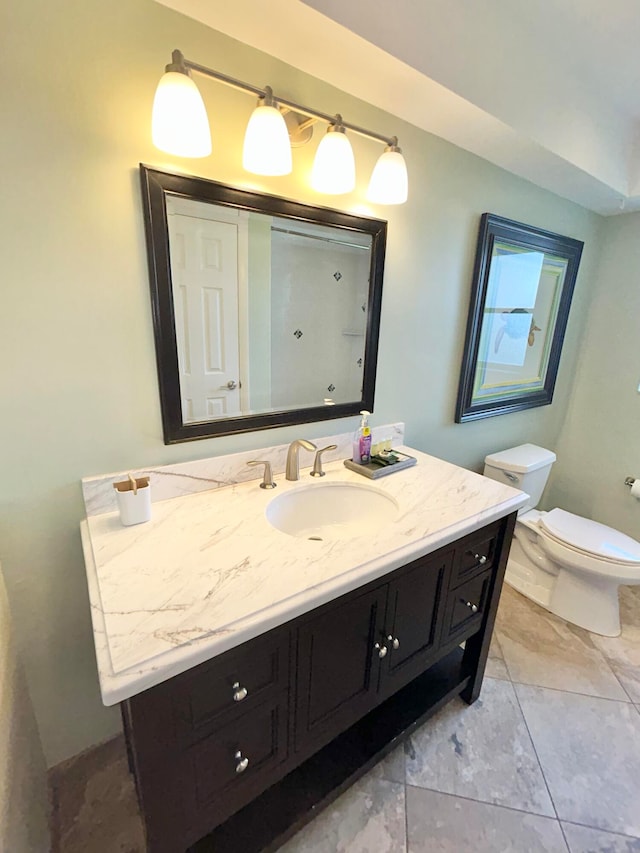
<box><xmin>540</xmin><ymin>508</ymin><xmax>640</xmax><ymax>564</ymax></box>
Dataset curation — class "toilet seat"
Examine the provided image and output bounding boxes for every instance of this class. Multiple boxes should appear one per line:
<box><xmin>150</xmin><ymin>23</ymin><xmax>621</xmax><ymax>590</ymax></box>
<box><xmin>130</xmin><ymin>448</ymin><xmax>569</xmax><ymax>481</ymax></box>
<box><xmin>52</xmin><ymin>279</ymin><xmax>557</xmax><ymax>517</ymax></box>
<box><xmin>533</xmin><ymin>509</ymin><xmax>640</xmax><ymax>583</ymax></box>
<box><xmin>540</xmin><ymin>508</ymin><xmax>640</xmax><ymax>565</ymax></box>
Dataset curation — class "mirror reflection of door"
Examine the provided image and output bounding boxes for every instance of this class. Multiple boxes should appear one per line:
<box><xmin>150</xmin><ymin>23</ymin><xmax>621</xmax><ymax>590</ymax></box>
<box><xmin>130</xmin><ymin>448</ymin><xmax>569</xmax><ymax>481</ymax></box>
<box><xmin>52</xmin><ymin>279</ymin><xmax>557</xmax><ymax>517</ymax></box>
<box><xmin>166</xmin><ymin>197</ymin><xmax>248</xmax><ymax>423</ymax></box>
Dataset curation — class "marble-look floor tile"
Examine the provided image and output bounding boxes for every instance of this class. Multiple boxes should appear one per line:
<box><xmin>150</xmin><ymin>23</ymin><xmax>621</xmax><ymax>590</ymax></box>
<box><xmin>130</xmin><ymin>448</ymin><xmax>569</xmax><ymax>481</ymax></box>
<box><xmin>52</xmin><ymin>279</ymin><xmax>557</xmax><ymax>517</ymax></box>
<box><xmin>620</xmin><ymin>585</ymin><xmax>640</xmax><ymax>626</ymax></box>
<box><xmin>590</xmin><ymin>585</ymin><xmax>640</xmax><ymax>703</ymax></box>
<box><xmin>495</xmin><ymin>585</ymin><xmax>628</xmax><ymax>700</ymax></box>
<box><xmin>49</xmin><ymin>735</ymin><xmax>145</xmax><ymax>853</ymax></box>
<box><xmin>277</xmin><ymin>773</ymin><xmax>405</xmax><ymax>853</ymax></box>
<box><xmin>374</xmin><ymin>743</ymin><xmax>406</xmax><ymax>784</ymax></box>
<box><xmin>516</xmin><ymin>684</ymin><xmax>640</xmax><ymax>836</ymax></box>
<box><xmin>405</xmin><ymin>677</ymin><xmax>554</xmax><ymax>816</ymax></box>
<box><xmin>562</xmin><ymin>822</ymin><xmax>640</xmax><ymax>852</ymax></box>
<box><xmin>406</xmin><ymin>786</ymin><xmax>568</xmax><ymax>852</ymax></box>
<box><xmin>485</xmin><ymin>633</ymin><xmax>510</xmax><ymax>680</ymax></box>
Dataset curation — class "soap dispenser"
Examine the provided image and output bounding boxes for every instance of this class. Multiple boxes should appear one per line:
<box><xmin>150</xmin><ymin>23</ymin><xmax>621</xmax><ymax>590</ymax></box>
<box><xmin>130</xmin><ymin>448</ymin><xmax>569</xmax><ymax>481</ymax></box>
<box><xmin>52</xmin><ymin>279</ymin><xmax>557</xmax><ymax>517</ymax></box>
<box><xmin>352</xmin><ymin>410</ymin><xmax>372</xmax><ymax>464</ymax></box>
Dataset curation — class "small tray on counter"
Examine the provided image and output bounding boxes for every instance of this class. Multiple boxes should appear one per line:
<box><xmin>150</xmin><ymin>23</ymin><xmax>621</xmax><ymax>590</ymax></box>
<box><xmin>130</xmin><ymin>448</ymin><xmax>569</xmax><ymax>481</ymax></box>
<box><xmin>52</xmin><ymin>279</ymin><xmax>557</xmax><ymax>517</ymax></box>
<box><xmin>344</xmin><ymin>451</ymin><xmax>417</xmax><ymax>479</ymax></box>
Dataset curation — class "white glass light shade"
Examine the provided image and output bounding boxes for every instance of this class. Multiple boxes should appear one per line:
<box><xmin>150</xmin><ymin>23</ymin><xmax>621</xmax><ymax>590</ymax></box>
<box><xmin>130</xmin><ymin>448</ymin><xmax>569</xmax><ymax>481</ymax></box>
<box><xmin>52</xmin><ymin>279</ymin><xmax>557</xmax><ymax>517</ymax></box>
<box><xmin>242</xmin><ymin>105</ymin><xmax>292</xmax><ymax>175</ymax></box>
<box><xmin>151</xmin><ymin>71</ymin><xmax>212</xmax><ymax>158</ymax></box>
<box><xmin>367</xmin><ymin>149</ymin><xmax>408</xmax><ymax>204</ymax></box>
<box><xmin>311</xmin><ymin>128</ymin><xmax>356</xmax><ymax>194</ymax></box>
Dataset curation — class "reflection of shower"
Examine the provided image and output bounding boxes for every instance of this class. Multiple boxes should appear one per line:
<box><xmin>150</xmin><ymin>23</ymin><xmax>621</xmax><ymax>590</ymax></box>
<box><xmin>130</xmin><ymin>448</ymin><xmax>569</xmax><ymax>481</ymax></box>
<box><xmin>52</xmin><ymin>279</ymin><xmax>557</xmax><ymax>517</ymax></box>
<box><xmin>270</xmin><ymin>222</ymin><xmax>371</xmax><ymax>410</ymax></box>
<box><xmin>271</xmin><ymin>226</ymin><xmax>369</xmax><ymax>251</ymax></box>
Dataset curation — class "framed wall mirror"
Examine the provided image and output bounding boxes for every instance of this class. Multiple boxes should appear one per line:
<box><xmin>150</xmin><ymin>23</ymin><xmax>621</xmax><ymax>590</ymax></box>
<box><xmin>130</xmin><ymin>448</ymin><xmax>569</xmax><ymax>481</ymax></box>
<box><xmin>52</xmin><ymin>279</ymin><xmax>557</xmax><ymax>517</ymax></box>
<box><xmin>140</xmin><ymin>166</ymin><xmax>387</xmax><ymax>443</ymax></box>
<box><xmin>455</xmin><ymin>213</ymin><xmax>583</xmax><ymax>423</ymax></box>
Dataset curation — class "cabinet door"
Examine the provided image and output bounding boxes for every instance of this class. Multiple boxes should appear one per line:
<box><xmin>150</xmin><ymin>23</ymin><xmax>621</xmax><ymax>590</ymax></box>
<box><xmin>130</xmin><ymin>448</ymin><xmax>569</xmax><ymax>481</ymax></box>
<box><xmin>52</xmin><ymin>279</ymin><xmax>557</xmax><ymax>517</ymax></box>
<box><xmin>295</xmin><ymin>586</ymin><xmax>387</xmax><ymax>753</ymax></box>
<box><xmin>381</xmin><ymin>550</ymin><xmax>452</xmax><ymax>697</ymax></box>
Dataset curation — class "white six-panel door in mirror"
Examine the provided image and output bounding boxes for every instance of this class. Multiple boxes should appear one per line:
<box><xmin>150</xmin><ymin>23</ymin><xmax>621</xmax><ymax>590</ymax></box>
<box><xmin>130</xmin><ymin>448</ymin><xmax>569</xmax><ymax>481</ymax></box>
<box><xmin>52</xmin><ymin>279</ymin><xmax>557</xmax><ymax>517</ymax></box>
<box><xmin>167</xmin><ymin>197</ymin><xmax>247</xmax><ymax>422</ymax></box>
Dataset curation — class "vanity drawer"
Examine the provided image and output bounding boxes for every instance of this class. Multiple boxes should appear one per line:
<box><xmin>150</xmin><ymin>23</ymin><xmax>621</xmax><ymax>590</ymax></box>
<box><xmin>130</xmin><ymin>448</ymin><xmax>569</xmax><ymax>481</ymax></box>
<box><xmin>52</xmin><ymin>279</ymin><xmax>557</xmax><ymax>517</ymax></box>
<box><xmin>186</xmin><ymin>694</ymin><xmax>290</xmax><ymax>828</ymax></box>
<box><xmin>452</xmin><ymin>524</ymin><xmax>499</xmax><ymax>586</ymax></box>
<box><xmin>174</xmin><ymin>631</ymin><xmax>289</xmax><ymax>738</ymax></box>
<box><xmin>443</xmin><ymin>570</ymin><xmax>492</xmax><ymax>641</ymax></box>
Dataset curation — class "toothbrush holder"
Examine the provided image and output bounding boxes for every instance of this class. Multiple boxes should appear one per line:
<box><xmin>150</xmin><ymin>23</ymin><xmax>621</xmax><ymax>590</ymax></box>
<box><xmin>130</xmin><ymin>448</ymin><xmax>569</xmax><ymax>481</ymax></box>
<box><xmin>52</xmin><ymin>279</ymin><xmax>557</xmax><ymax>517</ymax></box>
<box><xmin>113</xmin><ymin>474</ymin><xmax>151</xmax><ymax>526</ymax></box>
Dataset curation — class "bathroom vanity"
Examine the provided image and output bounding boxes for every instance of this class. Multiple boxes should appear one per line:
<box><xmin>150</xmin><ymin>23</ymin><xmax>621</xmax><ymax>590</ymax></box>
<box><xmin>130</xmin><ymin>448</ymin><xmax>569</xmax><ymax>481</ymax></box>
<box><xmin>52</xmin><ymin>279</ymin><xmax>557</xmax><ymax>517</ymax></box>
<box><xmin>81</xmin><ymin>445</ymin><xmax>525</xmax><ymax>852</ymax></box>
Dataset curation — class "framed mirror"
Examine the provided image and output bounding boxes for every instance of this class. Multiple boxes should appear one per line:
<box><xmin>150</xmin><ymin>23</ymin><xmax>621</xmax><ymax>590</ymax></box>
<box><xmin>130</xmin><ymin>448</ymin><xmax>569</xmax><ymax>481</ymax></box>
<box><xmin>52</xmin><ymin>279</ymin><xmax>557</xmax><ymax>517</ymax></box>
<box><xmin>140</xmin><ymin>166</ymin><xmax>387</xmax><ymax>443</ymax></box>
<box><xmin>455</xmin><ymin>213</ymin><xmax>583</xmax><ymax>422</ymax></box>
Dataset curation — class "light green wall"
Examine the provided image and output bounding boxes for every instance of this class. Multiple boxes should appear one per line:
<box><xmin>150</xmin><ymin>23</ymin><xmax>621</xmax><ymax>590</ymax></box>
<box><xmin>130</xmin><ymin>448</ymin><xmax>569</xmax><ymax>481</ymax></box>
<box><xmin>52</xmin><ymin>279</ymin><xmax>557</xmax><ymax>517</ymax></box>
<box><xmin>545</xmin><ymin>213</ymin><xmax>640</xmax><ymax>539</ymax></box>
<box><xmin>2</xmin><ymin>0</ymin><xmax>604</xmax><ymax>765</ymax></box>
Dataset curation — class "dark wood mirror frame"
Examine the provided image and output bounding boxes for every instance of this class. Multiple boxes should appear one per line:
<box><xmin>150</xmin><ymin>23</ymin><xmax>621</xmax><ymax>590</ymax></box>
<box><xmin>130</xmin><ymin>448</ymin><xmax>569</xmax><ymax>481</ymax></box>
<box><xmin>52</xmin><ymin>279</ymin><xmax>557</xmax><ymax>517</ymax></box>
<box><xmin>140</xmin><ymin>165</ymin><xmax>387</xmax><ymax>444</ymax></box>
<box><xmin>455</xmin><ymin>213</ymin><xmax>583</xmax><ymax>423</ymax></box>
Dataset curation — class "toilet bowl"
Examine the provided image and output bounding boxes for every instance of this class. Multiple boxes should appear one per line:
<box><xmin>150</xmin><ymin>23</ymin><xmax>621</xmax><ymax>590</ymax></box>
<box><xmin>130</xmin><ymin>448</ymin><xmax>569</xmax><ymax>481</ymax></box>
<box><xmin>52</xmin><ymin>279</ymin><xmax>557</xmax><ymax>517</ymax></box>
<box><xmin>483</xmin><ymin>445</ymin><xmax>640</xmax><ymax>637</ymax></box>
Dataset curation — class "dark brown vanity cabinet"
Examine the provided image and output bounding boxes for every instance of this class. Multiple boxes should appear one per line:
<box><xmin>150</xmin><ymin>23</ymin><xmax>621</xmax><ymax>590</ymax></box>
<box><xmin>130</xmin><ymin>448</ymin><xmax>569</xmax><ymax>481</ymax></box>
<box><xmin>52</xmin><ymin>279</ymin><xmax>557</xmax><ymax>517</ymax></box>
<box><xmin>122</xmin><ymin>513</ymin><xmax>516</xmax><ymax>853</ymax></box>
<box><xmin>295</xmin><ymin>549</ymin><xmax>450</xmax><ymax>755</ymax></box>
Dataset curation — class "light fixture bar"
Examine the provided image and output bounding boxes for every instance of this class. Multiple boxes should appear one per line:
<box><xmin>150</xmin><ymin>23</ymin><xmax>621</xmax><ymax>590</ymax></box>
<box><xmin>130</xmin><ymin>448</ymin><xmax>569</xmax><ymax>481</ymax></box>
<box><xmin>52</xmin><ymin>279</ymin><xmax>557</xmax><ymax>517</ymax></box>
<box><xmin>174</xmin><ymin>50</ymin><xmax>396</xmax><ymax>147</ymax></box>
<box><xmin>183</xmin><ymin>57</ymin><xmax>265</xmax><ymax>99</ymax></box>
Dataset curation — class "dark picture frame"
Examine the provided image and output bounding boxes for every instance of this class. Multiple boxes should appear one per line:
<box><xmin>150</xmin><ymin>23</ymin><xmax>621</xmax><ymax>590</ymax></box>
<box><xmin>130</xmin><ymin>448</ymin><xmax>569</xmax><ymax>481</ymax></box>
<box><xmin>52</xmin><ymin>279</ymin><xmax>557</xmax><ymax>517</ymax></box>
<box><xmin>139</xmin><ymin>165</ymin><xmax>387</xmax><ymax>444</ymax></box>
<box><xmin>455</xmin><ymin>214</ymin><xmax>583</xmax><ymax>423</ymax></box>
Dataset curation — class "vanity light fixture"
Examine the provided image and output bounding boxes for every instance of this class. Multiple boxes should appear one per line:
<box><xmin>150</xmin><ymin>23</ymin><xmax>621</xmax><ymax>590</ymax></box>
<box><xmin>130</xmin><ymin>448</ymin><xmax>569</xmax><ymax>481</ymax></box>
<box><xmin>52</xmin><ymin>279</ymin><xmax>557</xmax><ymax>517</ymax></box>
<box><xmin>367</xmin><ymin>140</ymin><xmax>409</xmax><ymax>205</ymax></box>
<box><xmin>151</xmin><ymin>50</ymin><xmax>409</xmax><ymax>204</ymax></box>
<box><xmin>151</xmin><ymin>51</ymin><xmax>212</xmax><ymax>158</ymax></box>
<box><xmin>243</xmin><ymin>87</ymin><xmax>292</xmax><ymax>176</ymax></box>
<box><xmin>311</xmin><ymin>118</ymin><xmax>356</xmax><ymax>195</ymax></box>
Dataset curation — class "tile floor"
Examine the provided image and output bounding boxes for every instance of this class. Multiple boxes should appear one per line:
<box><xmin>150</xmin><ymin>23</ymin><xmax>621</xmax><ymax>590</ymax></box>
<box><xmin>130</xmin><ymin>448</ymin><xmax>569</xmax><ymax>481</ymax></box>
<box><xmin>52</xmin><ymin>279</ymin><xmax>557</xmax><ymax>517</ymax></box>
<box><xmin>49</xmin><ymin>584</ymin><xmax>640</xmax><ymax>853</ymax></box>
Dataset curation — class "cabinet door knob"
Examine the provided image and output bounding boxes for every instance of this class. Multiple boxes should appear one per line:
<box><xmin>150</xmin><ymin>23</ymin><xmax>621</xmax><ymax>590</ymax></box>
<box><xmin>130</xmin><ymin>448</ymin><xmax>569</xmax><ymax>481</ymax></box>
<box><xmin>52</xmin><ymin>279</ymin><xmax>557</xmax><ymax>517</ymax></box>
<box><xmin>387</xmin><ymin>635</ymin><xmax>400</xmax><ymax>650</ymax></box>
<box><xmin>232</xmin><ymin>682</ymin><xmax>248</xmax><ymax>702</ymax></box>
<box><xmin>374</xmin><ymin>642</ymin><xmax>388</xmax><ymax>659</ymax></box>
<box><xmin>475</xmin><ymin>554</ymin><xmax>487</xmax><ymax>565</ymax></box>
<box><xmin>234</xmin><ymin>751</ymin><xmax>249</xmax><ymax>773</ymax></box>
<box><xmin>464</xmin><ymin>601</ymin><xmax>479</xmax><ymax>613</ymax></box>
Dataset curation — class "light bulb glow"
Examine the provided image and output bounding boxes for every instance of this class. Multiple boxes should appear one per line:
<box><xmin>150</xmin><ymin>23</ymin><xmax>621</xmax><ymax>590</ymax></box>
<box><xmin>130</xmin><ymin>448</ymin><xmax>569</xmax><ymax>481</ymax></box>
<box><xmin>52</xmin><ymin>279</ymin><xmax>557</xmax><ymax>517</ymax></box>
<box><xmin>367</xmin><ymin>149</ymin><xmax>408</xmax><ymax>204</ymax></box>
<box><xmin>242</xmin><ymin>104</ymin><xmax>292</xmax><ymax>176</ymax></box>
<box><xmin>151</xmin><ymin>71</ymin><xmax>211</xmax><ymax>158</ymax></box>
<box><xmin>311</xmin><ymin>128</ymin><xmax>356</xmax><ymax>194</ymax></box>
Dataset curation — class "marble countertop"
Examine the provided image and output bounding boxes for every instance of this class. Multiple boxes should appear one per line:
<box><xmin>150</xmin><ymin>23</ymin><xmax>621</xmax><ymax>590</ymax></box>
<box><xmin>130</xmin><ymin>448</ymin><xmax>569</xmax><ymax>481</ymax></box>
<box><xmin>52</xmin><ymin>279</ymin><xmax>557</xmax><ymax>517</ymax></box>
<box><xmin>81</xmin><ymin>447</ymin><xmax>527</xmax><ymax>705</ymax></box>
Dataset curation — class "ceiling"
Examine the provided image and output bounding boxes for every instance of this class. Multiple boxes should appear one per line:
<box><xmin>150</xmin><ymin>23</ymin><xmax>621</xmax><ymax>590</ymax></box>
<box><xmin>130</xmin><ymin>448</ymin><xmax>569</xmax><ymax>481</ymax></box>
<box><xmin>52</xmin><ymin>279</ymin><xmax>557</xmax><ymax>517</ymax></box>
<box><xmin>157</xmin><ymin>0</ymin><xmax>640</xmax><ymax>215</ymax></box>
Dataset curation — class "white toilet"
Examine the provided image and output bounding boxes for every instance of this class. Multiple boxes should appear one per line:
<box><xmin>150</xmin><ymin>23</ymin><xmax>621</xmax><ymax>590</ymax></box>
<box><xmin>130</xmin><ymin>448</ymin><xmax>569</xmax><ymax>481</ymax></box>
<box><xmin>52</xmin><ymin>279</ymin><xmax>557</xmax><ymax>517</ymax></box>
<box><xmin>483</xmin><ymin>444</ymin><xmax>640</xmax><ymax>637</ymax></box>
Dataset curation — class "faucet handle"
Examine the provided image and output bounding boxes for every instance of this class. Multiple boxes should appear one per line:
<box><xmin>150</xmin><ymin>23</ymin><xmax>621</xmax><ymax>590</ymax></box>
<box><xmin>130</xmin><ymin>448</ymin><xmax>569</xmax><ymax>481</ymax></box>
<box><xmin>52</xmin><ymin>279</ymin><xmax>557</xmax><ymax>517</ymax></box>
<box><xmin>310</xmin><ymin>445</ymin><xmax>338</xmax><ymax>477</ymax></box>
<box><xmin>247</xmin><ymin>460</ymin><xmax>277</xmax><ymax>489</ymax></box>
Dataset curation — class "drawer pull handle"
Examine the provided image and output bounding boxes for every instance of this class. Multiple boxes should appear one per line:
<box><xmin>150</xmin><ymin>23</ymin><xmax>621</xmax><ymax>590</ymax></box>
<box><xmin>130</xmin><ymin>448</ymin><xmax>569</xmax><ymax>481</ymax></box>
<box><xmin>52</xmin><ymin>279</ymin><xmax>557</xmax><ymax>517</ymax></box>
<box><xmin>387</xmin><ymin>635</ymin><xmax>400</xmax><ymax>650</ymax></box>
<box><xmin>474</xmin><ymin>554</ymin><xmax>487</xmax><ymax>565</ymax></box>
<box><xmin>234</xmin><ymin>751</ymin><xmax>249</xmax><ymax>773</ymax></box>
<box><xmin>374</xmin><ymin>642</ymin><xmax>388</xmax><ymax>659</ymax></box>
<box><xmin>463</xmin><ymin>600</ymin><xmax>479</xmax><ymax>613</ymax></box>
<box><xmin>232</xmin><ymin>682</ymin><xmax>248</xmax><ymax>702</ymax></box>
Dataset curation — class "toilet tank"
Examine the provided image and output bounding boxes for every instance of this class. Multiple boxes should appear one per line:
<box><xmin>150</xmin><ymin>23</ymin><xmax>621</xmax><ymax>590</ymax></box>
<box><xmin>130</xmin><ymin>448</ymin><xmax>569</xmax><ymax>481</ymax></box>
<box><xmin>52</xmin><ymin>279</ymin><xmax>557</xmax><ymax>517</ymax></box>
<box><xmin>483</xmin><ymin>444</ymin><xmax>556</xmax><ymax>514</ymax></box>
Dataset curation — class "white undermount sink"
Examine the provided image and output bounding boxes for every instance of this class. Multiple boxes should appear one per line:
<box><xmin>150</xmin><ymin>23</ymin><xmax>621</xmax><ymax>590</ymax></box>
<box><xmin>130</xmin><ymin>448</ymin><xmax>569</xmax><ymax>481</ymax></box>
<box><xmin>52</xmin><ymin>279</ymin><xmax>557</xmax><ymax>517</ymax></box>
<box><xmin>266</xmin><ymin>482</ymin><xmax>399</xmax><ymax>540</ymax></box>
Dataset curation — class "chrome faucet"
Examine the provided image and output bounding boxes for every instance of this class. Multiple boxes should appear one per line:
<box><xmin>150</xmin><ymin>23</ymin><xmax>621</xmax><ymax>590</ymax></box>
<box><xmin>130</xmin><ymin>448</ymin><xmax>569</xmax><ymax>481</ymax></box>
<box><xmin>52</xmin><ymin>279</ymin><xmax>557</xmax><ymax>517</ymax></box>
<box><xmin>285</xmin><ymin>439</ymin><xmax>317</xmax><ymax>481</ymax></box>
